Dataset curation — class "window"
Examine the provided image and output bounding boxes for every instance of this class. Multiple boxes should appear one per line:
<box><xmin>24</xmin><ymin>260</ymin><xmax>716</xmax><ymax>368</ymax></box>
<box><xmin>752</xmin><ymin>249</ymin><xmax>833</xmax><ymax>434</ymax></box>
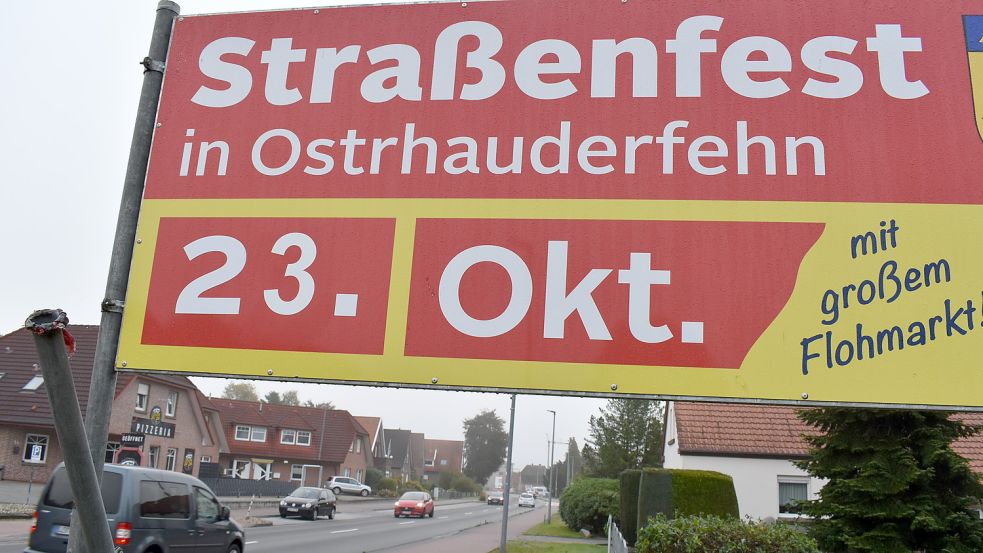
<box><xmin>194</xmin><ymin>486</ymin><xmax>220</xmax><ymax>523</ymax></box>
<box><xmin>136</xmin><ymin>383</ymin><xmax>149</xmax><ymax>411</ymax></box>
<box><xmin>356</xmin><ymin>469</ymin><xmax>363</xmax><ymax>482</ymax></box>
<box><xmin>232</xmin><ymin>460</ymin><xmax>250</xmax><ymax>479</ymax></box>
<box><xmin>43</xmin><ymin>469</ymin><xmax>122</xmax><ymax>513</ymax></box>
<box><xmin>250</xmin><ymin>427</ymin><xmax>266</xmax><ymax>442</ymax></box>
<box><xmin>165</xmin><ymin>448</ymin><xmax>177</xmax><ymax>471</ymax></box>
<box><xmin>23</xmin><ymin>375</ymin><xmax>44</xmax><ymax>391</ymax></box>
<box><xmin>344</xmin><ymin>467</ymin><xmax>352</xmax><ymax>477</ymax></box>
<box><xmin>778</xmin><ymin>478</ymin><xmax>809</xmax><ymax>514</ymax></box>
<box><xmin>297</xmin><ymin>430</ymin><xmax>311</xmax><ymax>446</ymax></box>
<box><xmin>105</xmin><ymin>442</ymin><xmax>121</xmax><ymax>464</ymax></box>
<box><xmin>23</xmin><ymin>434</ymin><xmax>48</xmax><ymax>463</ymax></box>
<box><xmin>281</xmin><ymin>429</ymin><xmax>296</xmax><ymax>444</ymax></box>
<box><xmin>440</xmin><ymin>459</ymin><xmax>448</xmax><ymax>466</ymax></box>
<box><xmin>235</xmin><ymin>425</ymin><xmax>251</xmax><ymax>441</ymax></box>
<box><xmin>165</xmin><ymin>391</ymin><xmax>178</xmax><ymax>417</ymax></box>
<box><xmin>355</xmin><ymin>437</ymin><xmax>362</xmax><ymax>453</ymax></box>
<box><xmin>291</xmin><ymin>464</ymin><xmax>304</xmax><ymax>481</ymax></box>
<box><xmin>149</xmin><ymin>446</ymin><xmax>160</xmax><ymax>468</ymax></box>
<box><xmin>139</xmin><ymin>481</ymin><xmax>190</xmax><ymax>519</ymax></box>
<box><xmin>200</xmin><ymin>456</ymin><xmax>212</xmax><ymax>463</ymax></box>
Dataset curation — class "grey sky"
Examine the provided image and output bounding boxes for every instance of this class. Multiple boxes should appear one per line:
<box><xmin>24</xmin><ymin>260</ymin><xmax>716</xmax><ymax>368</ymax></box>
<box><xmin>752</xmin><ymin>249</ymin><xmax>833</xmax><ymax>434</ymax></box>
<box><xmin>0</xmin><ymin>0</ymin><xmax>612</xmax><ymax>470</ymax></box>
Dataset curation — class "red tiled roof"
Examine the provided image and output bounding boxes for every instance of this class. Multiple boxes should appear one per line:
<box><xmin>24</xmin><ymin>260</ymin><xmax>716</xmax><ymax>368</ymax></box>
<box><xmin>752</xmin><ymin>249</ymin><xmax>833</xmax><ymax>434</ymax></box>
<box><xmin>212</xmin><ymin>399</ymin><xmax>364</xmax><ymax>464</ymax></box>
<box><xmin>354</xmin><ymin>416</ymin><xmax>381</xmax><ymax>450</ymax></box>
<box><xmin>674</xmin><ymin>402</ymin><xmax>817</xmax><ymax>458</ymax></box>
<box><xmin>0</xmin><ymin>326</ymin><xmax>195</xmax><ymax>428</ymax></box>
<box><xmin>674</xmin><ymin>402</ymin><xmax>983</xmax><ymax>472</ymax></box>
<box><xmin>424</xmin><ymin>439</ymin><xmax>464</xmax><ymax>473</ymax></box>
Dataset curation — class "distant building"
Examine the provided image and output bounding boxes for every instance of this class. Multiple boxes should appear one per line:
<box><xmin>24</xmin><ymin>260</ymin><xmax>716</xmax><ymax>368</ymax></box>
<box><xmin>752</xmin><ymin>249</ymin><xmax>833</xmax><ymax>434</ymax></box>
<box><xmin>212</xmin><ymin>398</ymin><xmax>371</xmax><ymax>485</ymax></box>
<box><xmin>0</xmin><ymin>326</ymin><xmax>224</xmax><ymax>483</ymax></box>
<box><xmin>385</xmin><ymin>428</ymin><xmax>412</xmax><ymax>482</ymax></box>
<box><xmin>423</xmin><ymin>438</ymin><xmax>464</xmax><ymax>482</ymax></box>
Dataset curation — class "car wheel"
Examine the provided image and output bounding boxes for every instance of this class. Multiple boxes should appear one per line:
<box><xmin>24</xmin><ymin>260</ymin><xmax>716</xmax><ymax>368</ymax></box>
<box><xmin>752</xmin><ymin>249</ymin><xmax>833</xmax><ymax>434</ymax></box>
<box><xmin>394</xmin><ymin>513</ymin><xmax>400</xmax><ymax>518</ymax></box>
<box><xmin>429</xmin><ymin>509</ymin><xmax>434</xmax><ymax>518</ymax></box>
<box><xmin>333</xmin><ymin>487</ymin><xmax>342</xmax><ymax>495</ymax></box>
<box><xmin>280</xmin><ymin>513</ymin><xmax>286</xmax><ymax>518</ymax></box>
<box><xmin>228</xmin><ymin>543</ymin><xmax>241</xmax><ymax>553</ymax></box>
<box><xmin>360</xmin><ymin>489</ymin><xmax>368</xmax><ymax>497</ymax></box>
<box><xmin>328</xmin><ymin>506</ymin><xmax>335</xmax><ymax>520</ymax></box>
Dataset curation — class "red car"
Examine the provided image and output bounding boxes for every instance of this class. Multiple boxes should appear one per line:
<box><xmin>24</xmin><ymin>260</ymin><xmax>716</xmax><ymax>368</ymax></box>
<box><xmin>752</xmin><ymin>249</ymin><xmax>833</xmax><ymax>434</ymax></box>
<box><xmin>394</xmin><ymin>491</ymin><xmax>435</xmax><ymax>518</ymax></box>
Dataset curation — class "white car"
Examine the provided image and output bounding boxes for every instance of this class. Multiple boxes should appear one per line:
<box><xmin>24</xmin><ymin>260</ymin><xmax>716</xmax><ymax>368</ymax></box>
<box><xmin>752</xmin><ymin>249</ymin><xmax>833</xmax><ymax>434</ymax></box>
<box><xmin>325</xmin><ymin>476</ymin><xmax>372</xmax><ymax>496</ymax></box>
<box><xmin>518</xmin><ymin>493</ymin><xmax>535</xmax><ymax>507</ymax></box>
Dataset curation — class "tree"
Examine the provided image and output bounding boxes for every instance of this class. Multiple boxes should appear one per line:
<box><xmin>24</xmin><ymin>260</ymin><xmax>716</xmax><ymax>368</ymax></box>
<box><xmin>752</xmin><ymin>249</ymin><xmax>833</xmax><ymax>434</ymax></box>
<box><xmin>796</xmin><ymin>408</ymin><xmax>983</xmax><ymax>553</ymax></box>
<box><xmin>221</xmin><ymin>381</ymin><xmax>258</xmax><ymax>402</ymax></box>
<box><xmin>582</xmin><ymin>399</ymin><xmax>663</xmax><ymax>478</ymax></box>
<box><xmin>303</xmin><ymin>399</ymin><xmax>335</xmax><ymax>410</ymax></box>
<box><xmin>462</xmin><ymin>409</ymin><xmax>508</xmax><ymax>486</ymax></box>
<box><xmin>263</xmin><ymin>390</ymin><xmax>281</xmax><ymax>404</ymax></box>
<box><xmin>264</xmin><ymin>390</ymin><xmax>303</xmax><ymax>405</ymax></box>
<box><xmin>567</xmin><ymin>437</ymin><xmax>584</xmax><ymax>482</ymax></box>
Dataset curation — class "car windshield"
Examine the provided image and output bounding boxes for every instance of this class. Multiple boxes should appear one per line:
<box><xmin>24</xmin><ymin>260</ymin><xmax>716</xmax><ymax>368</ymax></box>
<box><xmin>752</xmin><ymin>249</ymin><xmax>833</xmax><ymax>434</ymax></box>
<box><xmin>521</xmin><ymin>494</ymin><xmax>533</xmax><ymax>498</ymax></box>
<box><xmin>490</xmin><ymin>492</ymin><xmax>503</xmax><ymax>497</ymax></box>
<box><xmin>400</xmin><ymin>492</ymin><xmax>426</xmax><ymax>501</ymax></box>
<box><xmin>290</xmin><ymin>487</ymin><xmax>321</xmax><ymax>499</ymax></box>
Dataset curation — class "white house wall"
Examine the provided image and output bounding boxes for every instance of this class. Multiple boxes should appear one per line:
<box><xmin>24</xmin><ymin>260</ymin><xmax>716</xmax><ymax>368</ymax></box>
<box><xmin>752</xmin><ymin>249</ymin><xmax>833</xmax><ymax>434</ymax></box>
<box><xmin>664</xmin><ymin>452</ymin><xmax>825</xmax><ymax>520</ymax></box>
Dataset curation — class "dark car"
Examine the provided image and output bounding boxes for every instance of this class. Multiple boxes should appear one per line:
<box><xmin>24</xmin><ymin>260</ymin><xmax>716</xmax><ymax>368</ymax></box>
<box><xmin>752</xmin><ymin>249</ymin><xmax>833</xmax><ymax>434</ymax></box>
<box><xmin>393</xmin><ymin>491</ymin><xmax>434</xmax><ymax>518</ymax></box>
<box><xmin>279</xmin><ymin>487</ymin><xmax>336</xmax><ymax>520</ymax></box>
<box><xmin>26</xmin><ymin>464</ymin><xmax>244</xmax><ymax>553</ymax></box>
<box><xmin>487</xmin><ymin>491</ymin><xmax>504</xmax><ymax>505</ymax></box>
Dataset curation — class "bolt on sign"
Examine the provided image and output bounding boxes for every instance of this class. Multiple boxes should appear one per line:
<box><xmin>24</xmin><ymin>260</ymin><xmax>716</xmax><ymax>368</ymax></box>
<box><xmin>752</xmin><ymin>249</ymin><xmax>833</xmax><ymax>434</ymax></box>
<box><xmin>118</xmin><ymin>0</ymin><xmax>983</xmax><ymax>408</ymax></box>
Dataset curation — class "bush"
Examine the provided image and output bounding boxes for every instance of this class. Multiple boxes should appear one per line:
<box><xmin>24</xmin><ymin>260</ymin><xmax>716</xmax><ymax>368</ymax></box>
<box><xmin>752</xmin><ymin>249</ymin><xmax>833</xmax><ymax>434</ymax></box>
<box><xmin>638</xmin><ymin>468</ymin><xmax>739</xmax><ymax>525</ymax></box>
<box><xmin>450</xmin><ymin>473</ymin><xmax>482</xmax><ymax>494</ymax></box>
<box><xmin>376</xmin><ymin>477</ymin><xmax>398</xmax><ymax>492</ymax></box>
<box><xmin>559</xmin><ymin>477</ymin><xmax>619</xmax><ymax>536</ymax></box>
<box><xmin>619</xmin><ymin>469</ymin><xmax>642</xmax><ymax>546</ymax></box>
<box><xmin>365</xmin><ymin>468</ymin><xmax>384</xmax><ymax>490</ymax></box>
<box><xmin>400</xmin><ymin>480</ymin><xmax>426</xmax><ymax>492</ymax></box>
<box><xmin>636</xmin><ymin>514</ymin><xmax>820</xmax><ymax>553</ymax></box>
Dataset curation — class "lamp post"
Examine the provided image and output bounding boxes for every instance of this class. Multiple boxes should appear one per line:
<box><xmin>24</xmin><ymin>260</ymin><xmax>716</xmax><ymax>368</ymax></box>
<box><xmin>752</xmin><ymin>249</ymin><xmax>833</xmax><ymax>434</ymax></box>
<box><xmin>547</xmin><ymin>409</ymin><xmax>557</xmax><ymax>524</ymax></box>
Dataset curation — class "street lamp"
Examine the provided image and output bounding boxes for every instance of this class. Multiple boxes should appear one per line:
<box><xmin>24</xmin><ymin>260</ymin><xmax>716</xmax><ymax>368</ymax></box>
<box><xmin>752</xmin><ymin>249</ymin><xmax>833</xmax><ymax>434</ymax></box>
<box><xmin>547</xmin><ymin>409</ymin><xmax>556</xmax><ymax>524</ymax></box>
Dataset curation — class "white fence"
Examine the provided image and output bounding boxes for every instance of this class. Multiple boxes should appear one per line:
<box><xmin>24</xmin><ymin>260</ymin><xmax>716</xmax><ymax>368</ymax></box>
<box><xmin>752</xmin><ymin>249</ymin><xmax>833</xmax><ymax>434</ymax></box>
<box><xmin>608</xmin><ymin>514</ymin><xmax>629</xmax><ymax>553</ymax></box>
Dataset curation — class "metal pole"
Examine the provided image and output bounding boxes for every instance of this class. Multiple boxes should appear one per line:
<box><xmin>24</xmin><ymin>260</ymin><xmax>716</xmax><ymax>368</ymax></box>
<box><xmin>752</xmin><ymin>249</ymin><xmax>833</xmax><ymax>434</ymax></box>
<box><xmin>547</xmin><ymin>409</ymin><xmax>556</xmax><ymax>524</ymax></box>
<box><xmin>499</xmin><ymin>394</ymin><xmax>517</xmax><ymax>553</ymax></box>
<box><xmin>72</xmin><ymin>5</ymin><xmax>179</xmax><ymax>552</ymax></box>
<box><xmin>27</xmin><ymin>310</ymin><xmax>115</xmax><ymax>553</ymax></box>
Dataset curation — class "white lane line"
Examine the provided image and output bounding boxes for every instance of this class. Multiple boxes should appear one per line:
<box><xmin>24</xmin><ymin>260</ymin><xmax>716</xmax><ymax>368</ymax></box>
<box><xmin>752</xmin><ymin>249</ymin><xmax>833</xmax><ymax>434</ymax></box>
<box><xmin>438</xmin><ymin>516</ymin><xmax>449</xmax><ymax>520</ymax></box>
<box><xmin>399</xmin><ymin>521</ymin><xmax>416</xmax><ymax>525</ymax></box>
<box><xmin>330</xmin><ymin>528</ymin><xmax>359</xmax><ymax>534</ymax></box>
<box><xmin>245</xmin><ymin>541</ymin><xmax>258</xmax><ymax>545</ymax></box>
<box><xmin>465</xmin><ymin>512</ymin><xmax>473</xmax><ymax>515</ymax></box>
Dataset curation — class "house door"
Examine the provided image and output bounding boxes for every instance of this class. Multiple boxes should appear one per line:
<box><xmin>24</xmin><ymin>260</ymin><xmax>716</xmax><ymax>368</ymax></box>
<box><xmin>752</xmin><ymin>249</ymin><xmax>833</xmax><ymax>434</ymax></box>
<box><xmin>302</xmin><ymin>465</ymin><xmax>321</xmax><ymax>486</ymax></box>
<box><xmin>252</xmin><ymin>462</ymin><xmax>272</xmax><ymax>480</ymax></box>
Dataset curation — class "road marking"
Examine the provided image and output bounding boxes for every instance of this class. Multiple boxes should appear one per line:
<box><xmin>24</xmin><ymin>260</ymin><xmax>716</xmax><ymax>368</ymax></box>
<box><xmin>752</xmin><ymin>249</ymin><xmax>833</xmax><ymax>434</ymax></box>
<box><xmin>399</xmin><ymin>520</ymin><xmax>416</xmax><ymax>525</ymax></box>
<box><xmin>245</xmin><ymin>541</ymin><xmax>258</xmax><ymax>545</ymax></box>
<box><xmin>330</xmin><ymin>528</ymin><xmax>359</xmax><ymax>534</ymax></box>
<box><xmin>465</xmin><ymin>512</ymin><xmax>473</xmax><ymax>515</ymax></box>
<box><xmin>438</xmin><ymin>516</ymin><xmax>449</xmax><ymax>520</ymax></box>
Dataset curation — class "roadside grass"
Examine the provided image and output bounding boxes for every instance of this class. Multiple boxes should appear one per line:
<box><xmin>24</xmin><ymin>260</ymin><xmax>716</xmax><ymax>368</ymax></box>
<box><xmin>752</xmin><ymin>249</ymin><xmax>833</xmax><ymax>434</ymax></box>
<box><xmin>523</xmin><ymin>517</ymin><xmax>584</xmax><ymax>538</ymax></box>
<box><xmin>488</xmin><ymin>541</ymin><xmax>605</xmax><ymax>553</ymax></box>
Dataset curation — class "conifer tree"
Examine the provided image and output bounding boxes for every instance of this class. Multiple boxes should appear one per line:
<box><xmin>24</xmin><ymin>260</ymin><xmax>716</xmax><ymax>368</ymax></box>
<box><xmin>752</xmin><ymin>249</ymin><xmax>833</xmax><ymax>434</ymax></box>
<box><xmin>582</xmin><ymin>399</ymin><xmax>662</xmax><ymax>478</ymax></box>
<box><xmin>796</xmin><ymin>408</ymin><xmax>983</xmax><ymax>553</ymax></box>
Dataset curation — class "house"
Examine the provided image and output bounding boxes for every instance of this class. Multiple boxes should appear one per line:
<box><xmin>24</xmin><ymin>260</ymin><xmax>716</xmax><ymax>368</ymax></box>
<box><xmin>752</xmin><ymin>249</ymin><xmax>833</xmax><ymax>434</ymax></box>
<box><xmin>354</xmin><ymin>415</ymin><xmax>388</xmax><ymax>475</ymax></box>
<box><xmin>385</xmin><ymin>428</ymin><xmax>412</xmax><ymax>482</ymax></box>
<box><xmin>212</xmin><ymin>399</ymin><xmax>371</xmax><ymax>485</ymax></box>
<box><xmin>0</xmin><ymin>326</ymin><xmax>224</xmax><ymax>482</ymax></box>
<box><xmin>423</xmin><ymin>438</ymin><xmax>464</xmax><ymax>481</ymax></box>
<box><xmin>409</xmin><ymin>432</ymin><xmax>426</xmax><ymax>480</ymax></box>
<box><xmin>663</xmin><ymin>401</ymin><xmax>983</xmax><ymax>520</ymax></box>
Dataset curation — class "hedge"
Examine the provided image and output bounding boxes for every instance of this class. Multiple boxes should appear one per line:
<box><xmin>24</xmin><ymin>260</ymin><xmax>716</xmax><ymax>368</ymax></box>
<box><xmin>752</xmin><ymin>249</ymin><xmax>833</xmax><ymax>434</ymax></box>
<box><xmin>638</xmin><ymin>468</ymin><xmax>739</xmax><ymax>524</ymax></box>
<box><xmin>636</xmin><ymin>514</ymin><xmax>820</xmax><ymax>553</ymax></box>
<box><xmin>558</xmin><ymin>477</ymin><xmax>619</xmax><ymax>536</ymax></box>
<box><xmin>619</xmin><ymin>469</ymin><xmax>642</xmax><ymax>546</ymax></box>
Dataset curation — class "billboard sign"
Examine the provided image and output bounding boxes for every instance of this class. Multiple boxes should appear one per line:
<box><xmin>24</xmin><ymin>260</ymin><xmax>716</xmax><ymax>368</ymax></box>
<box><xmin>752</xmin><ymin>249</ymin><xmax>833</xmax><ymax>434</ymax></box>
<box><xmin>118</xmin><ymin>0</ymin><xmax>983</xmax><ymax>408</ymax></box>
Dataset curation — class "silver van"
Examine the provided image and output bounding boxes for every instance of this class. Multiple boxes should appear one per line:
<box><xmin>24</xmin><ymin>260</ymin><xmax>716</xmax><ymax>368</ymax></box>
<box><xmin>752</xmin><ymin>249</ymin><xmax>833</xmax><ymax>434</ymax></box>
<box><xmin>26</xmin><ymin>464</ymin><xmax>245</xmax><ymax>553</ymax></box>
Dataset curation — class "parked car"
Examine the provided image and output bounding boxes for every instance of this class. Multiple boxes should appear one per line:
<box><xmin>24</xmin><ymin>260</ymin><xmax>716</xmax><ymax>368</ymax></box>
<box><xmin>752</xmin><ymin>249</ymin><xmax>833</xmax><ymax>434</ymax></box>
<box><xmin>518</xmin><ymin>492</ymin><xmax>536</xmax><ymax>507</ymax></box>
<box><xmin>26</xmin><ymin>463</ymin><xmax>244</xmax><ymax>553</ymax></box>
<box><xmin>325</xmin><ymin>476</ymin><xmax>371</xmax><ymax>496</ymax></box>
<box><xmin>393</xmin><ymin>491</ymin><xmax>434</xmax><ymax>518</ymax></box>
<box><xmin>487</xmin><ymin>491</ymin><xmax>504</xmax><ymax>505</ymax></box>
<box><xmin>279</xmin><ymin>487</ymin><xmax>336</xmax><ymax>520</ymax></box>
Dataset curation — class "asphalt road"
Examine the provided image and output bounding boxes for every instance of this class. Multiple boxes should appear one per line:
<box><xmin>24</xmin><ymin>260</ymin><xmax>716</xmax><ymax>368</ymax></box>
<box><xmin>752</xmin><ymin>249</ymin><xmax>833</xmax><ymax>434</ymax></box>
<box><xmin>0</xmin><ymin>498</ymin><xmax>546</xmax><ymax>553</ymax></box>
<box><xmin>244</xmin><ymin>497</ymin><xmax>544</xmax><ymax>553</ymax></box>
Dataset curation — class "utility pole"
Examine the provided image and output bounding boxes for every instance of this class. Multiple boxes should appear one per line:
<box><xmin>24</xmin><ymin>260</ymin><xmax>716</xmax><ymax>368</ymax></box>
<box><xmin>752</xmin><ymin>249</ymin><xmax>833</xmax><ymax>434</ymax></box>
<box><xmin>499</xmin><ymin>394</ymin><xmax>517</xmax><ymax>553</ymax></box>
<box><xmin>547</xmin><ymin>409</ymin><xmax>556</xmax><ymax>524</ymax></box>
